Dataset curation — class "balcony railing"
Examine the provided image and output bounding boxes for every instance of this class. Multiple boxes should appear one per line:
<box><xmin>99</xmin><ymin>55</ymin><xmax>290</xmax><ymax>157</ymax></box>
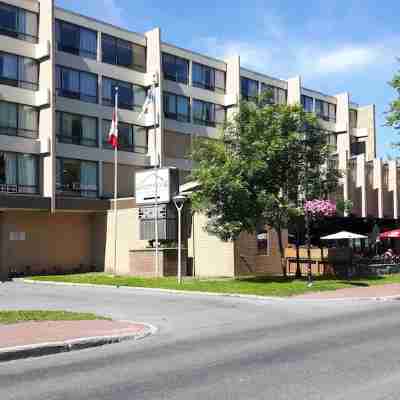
<box><xmin>56</xmin><ymin>183</ymin><xmax>98</xmax><ymax>198</ymax></box>
<box><xmin>0</xmin><ymin>183</ymin><xmax>39</xmax><ymax>194</ymax></box>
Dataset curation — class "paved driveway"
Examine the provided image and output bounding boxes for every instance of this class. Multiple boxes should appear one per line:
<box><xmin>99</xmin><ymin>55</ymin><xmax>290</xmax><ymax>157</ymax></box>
<box><xmin>1</xmin><ymin>281</ymin><xmax>400</xmax><ymax>399</ymax></box>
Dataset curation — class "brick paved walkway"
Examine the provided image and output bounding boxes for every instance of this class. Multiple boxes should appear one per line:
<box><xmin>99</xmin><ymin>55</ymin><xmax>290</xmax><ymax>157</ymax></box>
<box><xmin>0</xmin><ymin>320</ymin><xmax>147</xmax><ymax>349</ymax></box>
<box><xmin>295</xmin><ymin>283</ymin><xmax>400</xmax><ymax>300</ymax></box>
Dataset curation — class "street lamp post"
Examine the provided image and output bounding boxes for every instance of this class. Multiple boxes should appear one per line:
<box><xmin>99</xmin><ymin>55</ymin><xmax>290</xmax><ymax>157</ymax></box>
<box><xmin>173</xmin><ymin>194</ymin><xmax>187</xmax><ymax>284</ymax></box>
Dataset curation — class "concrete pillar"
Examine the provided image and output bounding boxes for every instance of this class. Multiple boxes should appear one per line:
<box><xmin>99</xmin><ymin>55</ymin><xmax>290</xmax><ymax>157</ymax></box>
<box><xmin>389</xmin><ymin>160</ymin><xmax>398</xmax><ymax>219</ymax></box>
<box><xmin>38</xmin><ymin>0</ymin><xmax>55</xmax><ymax>209</ymax></box>
<box><xmin>287</xmin><ymin>76</ymin><xmax>301</xmax><ymax>105</ymax></box>
<box><xmin>225</xmin><ymin>55</ymin><xmax>241</xmax><ymax>119</ymax></box>
<box><xmin>145</xmin><ymin>28</ymin><xmax>164</xmax><ymax>167</ymax></box>
<box><xmin>374</xmin><ymin>158</ymin><xmax>383</xmax><ymax>219</ymax></box>
<box><xmin>356</xmin><ymin>154</ymin><xmax>367</xmax><ymax>217</ymax></box>
<box><xmin>357</xmin><ymin>104</ymin><xmax>376</xmax><ymax>161</ymax></box>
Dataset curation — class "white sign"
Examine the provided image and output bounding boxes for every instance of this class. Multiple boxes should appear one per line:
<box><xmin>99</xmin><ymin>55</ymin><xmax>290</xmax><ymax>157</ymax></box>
<box><xmin>135</xmin><ymin>168</ymin><xmax>171</xmax><ymax>205</ymax></box>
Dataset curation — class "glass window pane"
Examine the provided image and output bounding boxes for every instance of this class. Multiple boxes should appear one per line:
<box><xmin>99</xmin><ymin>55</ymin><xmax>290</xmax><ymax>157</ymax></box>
<box><xmin>175</xmin><ymin>57</ymin><xmax>188</xmax><ymax>84</ymax></box>
<box><xmin>192</xmin><ymin>63</ymin><xmax>203</xmax><ymax>87</ymax></box>
<box><xmin>119</xmin><ymin>82</ymin><xmax>133</xmax><ymax>109</ymax></box>
<box><xmin>133</xmin><ymin>85</ymin><xmax>146</xmax><ymax>109</ymax></box>
<box><xmin>0</xmin><ymin>52</ymin><xmax>18</xmax><ymax>80</ymax></box>
<box><xmin>0</xmin><ymin>101</ymin><xmax>17</xmax><ymax>130</ymax></box>
<box><xmin>19</xmin><ymin>57</ymin><xmax>38</xmax><ymax>90</ymax></box>
<box><xmin>80</xmin><ymin>161</ymin><xmax>97</xmax><ymax>197</ymax></box>
<box><xmin>80</xmin><ymin>27</ymin><xmax>97</xmax><ymax>59</ymax></box>
<box><xmin>215</xmin><ymin>105</ymin><xmax>225</xmax><ymax>125</ymax></box>
<box><xmin>117</xmin><ymin>39</ymin><xmax>133</xmax><ymax>68</ymax></box>
<box><xmin>23</xmin><ymin>10</ymin><xmax>37</xmax><ymax>39</ymax></box>
<box><xmin>81</xmin><ymin>116</ymin><xmax>97</xmax><ymax>145</ymax></box>
<box><xmin>0</xmin><ymin>4</ymin><xmax>17</xmax><ymax>32</ymax></box>
<box><xmin>215</xmin><ymin>70</ymin><xmax>226</xmax><ymax>93</ymax></box>
<box><xmin>192</xmin><ymin>100</ymin><xmax>203</xmax><ymax>123</ymax></box>
<box><xmin>102</xmin><ymin>34</ymin><xmax>116</xmax><ymax>64</ymax></box>
<box><xmin>177</xmin><ymin>96</ymin><xmax>189</xmax><ymax>122</ymax></box>
<box><xmin>18</xmin><ymin>154</ymin><xmax>37</xmax><ymax>192</ymax></box>
<box><xmin>132</xmin><ymin>43</ymin><xmax>146</xmax><ymax>72</ymax></box>
<box><xmin>58</xmin><ymin>21</ymin><xmax>79</xmax><ymax>54</ymax></box>
<box><xmin>134</xmin><ymin>126</ymin><xmax>147</xmax><ymax>153</ymax></box>
<box><xmin>62</xmin><ymin>67</ymin><xmax>80</xmax><ymax>94</ymax></box>
<box><xmin>80</xmin><ymin>72</ymin><xmax>97</xmax><ymax>103</ymax></box>
<box><xmin>164</xmin><ymin>92</ymin><xmax>176</xmax><ymax>117</ymax></box>
<box><xmin>162</xmin><ymin>53</ymin><xmax>175</xmax><ymax>80</ymax></box>
<box><xmin>18</xmin><ymin>105</ymin><xmax>38</xmax><ymax>137</ymax></box>
<box><xmin>102</xmin><ymin>120</ymin><xmax>111</xmax><ymax>144</ymax></box>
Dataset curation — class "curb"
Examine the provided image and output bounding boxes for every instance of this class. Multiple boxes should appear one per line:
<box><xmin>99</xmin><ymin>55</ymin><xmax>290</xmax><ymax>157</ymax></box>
<box><xmin>0</xmin><ymin>321</ymin><xmax>157</xmax><ymax>363</ymax></box>
<box><xmin>20</xmin><ymin>278</ymin><xmax>400</xmax><ymax>303</ymax></box>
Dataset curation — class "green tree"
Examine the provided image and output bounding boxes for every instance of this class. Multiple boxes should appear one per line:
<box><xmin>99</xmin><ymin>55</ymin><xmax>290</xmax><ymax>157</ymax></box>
<box><xmin>190</xmin><ymin>96</ymin><xmax>340</xmax><ymax>276</ymax></box>
<box><xmin>387</xmin><ymin>63</ymin><xmax>400</xmax><ymax>132</ymax></box>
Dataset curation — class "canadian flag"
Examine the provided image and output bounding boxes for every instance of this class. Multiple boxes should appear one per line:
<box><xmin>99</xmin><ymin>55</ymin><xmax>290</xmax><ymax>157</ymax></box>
<box><xmin>108</xmin><ymin>92</ymin><xmax>118</xmax><ymax>149</ymax></box>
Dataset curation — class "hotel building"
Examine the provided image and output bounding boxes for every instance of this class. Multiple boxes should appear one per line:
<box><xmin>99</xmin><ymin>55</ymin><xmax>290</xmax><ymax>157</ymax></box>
<box><xmin>0</xmin><ymin>0</ymin><xmax>395</xmax><ymax>278</ymax></box>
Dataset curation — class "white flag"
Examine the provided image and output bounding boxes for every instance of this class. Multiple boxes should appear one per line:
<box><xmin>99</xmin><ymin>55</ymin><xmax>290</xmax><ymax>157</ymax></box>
<box><xmin>138</xmin><ymin>86</ymin><xmax>155</xmax><ymax>122</ymax></box>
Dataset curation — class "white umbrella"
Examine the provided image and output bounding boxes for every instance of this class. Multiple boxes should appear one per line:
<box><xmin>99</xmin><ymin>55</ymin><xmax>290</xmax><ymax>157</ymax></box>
<box><xmin>320</xmin><ymin>231</ymin><xmax>368</xmax><ymax>240</ymax></box>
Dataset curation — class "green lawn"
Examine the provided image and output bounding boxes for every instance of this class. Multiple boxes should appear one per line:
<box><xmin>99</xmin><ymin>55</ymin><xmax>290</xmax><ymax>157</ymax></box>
<box><xmin>27</xmin><ymin>273</ymin><xmax>400</xmax><ymax>297</ymax></box>
<box><xmin>0</xmin><ymin>310</ymin><xmax>109</xmax><ymax>325</ymax></box>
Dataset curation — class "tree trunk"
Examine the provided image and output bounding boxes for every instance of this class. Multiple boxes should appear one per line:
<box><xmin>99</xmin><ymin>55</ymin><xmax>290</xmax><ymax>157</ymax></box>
<box><xmin>276</xmin><ymin>227</ymin><xmax>287</xmax><ymax>278</ymax></box>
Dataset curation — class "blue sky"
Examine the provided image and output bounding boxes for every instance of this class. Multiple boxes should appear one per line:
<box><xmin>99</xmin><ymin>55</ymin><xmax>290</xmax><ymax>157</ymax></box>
<box><xmin>55</xmin><ymin>0</ymin><xmax>399</xmax><ymax>158</ymax></box>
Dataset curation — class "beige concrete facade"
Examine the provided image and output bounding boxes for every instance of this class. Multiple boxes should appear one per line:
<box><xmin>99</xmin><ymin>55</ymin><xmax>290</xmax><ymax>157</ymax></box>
<box><xmin>0</xmin><ymin>0</ymin><xmax>395</xmax><ymax>278</ymax></box>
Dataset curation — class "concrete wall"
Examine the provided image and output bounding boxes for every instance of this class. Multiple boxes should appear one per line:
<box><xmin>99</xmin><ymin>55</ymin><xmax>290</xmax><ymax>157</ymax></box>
<box><xmin>188</xmin><ymin>213</ymin><xmax>235</xmax><ymax>277</ymax></box>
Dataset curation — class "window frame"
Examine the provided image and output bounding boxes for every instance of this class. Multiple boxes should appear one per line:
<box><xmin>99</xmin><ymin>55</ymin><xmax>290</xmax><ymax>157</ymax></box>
<box><xmin>163</xmin><ymin>92</ymin><xmax>191</xmax><ymax>123</ymax></box>
<box><xmin>56</xmin><ymin>19</ymin><xmax>97</xmax><ymax>60</ymax></box>
<box><xmin>0</xmin><ymin>51</ymin><xmax>39</xmax><ymax>91</ymax></box>
<box><xmin>102</xmin><ymin>119</ymin><xmax>148</xmax><ymax>154</ymax></box>
<box><xmin>192</xmin><ymin>62</ymin><xmax>226</xmax><ymax>94</ymax></box>
<box><xmin>0</xmin><ymin>151</ymin><xmax>39</xmax><ymax>194</ymax></box>
<box><xmin>56</xmin><ymin>157</ymin><xmax>99</xmax><ymax>198</ymax></box>
<box><xmin>101</xmin><ymin>33</ymin><xmax>146</xmax><ymax>72</ymax></box>
<box><xmin>0</xmin><ymin>1</ymin><xmax>38</xmax><ymax>43</ymax></box>
<box><xmin>0</xmin><ymin>100</ymin><xmax>38</xmax><ymax>139</ymax></box>
<box><xmin>241</xmin><ymin>77</ymin><xmax>259</xmax><ymax>102</ymax></box>
<box><xmin>56</xmin><ymin>65</ymin><xmax>98</xmax><ymax>104</ymax></box>
<box><xmin>192</xmin><ymin>98</ymin><xmax>225</xmax><ymax>127</ymax></box>
<box><xmin>162</xmin><ymin>53</ymin><xmax>189</xmax><ymax>85</ymax></box>
<box><xmin>56</xmin><ymin>111</ymin><xmax>98</xmax><ymax>148</ymax></box>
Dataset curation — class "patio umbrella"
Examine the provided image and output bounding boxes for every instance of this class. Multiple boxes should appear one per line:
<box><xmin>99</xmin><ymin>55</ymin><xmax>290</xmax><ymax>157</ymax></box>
<box><xmin>379</xmin><ymin>229</ymin><xmax>400</xmax><ymax>239</ymax></box>
<box><xmin>320</xmin><ymin>231</ymin><xmax>368</xmax><ymax>240</ymax></box>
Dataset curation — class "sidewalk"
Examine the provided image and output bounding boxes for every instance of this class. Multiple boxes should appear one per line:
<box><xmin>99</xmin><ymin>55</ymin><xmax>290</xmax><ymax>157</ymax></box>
<box><xmin>294</xmin><ymin>283</ymin><xmax>400</xmax><ymax>300</ymax></box>
<box><xmin>0</xmin><ymin>320</ymin><xmax>154</xmax><ymax>362</ymax></box>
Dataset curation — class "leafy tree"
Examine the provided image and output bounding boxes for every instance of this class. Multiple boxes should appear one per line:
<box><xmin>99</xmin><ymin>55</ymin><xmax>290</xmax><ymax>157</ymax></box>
<box><xmin>387</xmin><ymin>62</ymin><xmax>400</xmax><ymax>133</ymax></box>
<box><xmin>190</xmin><ymin>96</ymin><xmax>340</xmax><ymax>276</ymax></box>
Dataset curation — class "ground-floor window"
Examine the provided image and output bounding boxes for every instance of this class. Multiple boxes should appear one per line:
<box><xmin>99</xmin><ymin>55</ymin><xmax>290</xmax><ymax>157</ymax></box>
<box><xmin>0</xmin><ymin>152</ymin><xmax>39</xmax><ymax>194</ymax></box>
<box><xmin>56</xmin><ymin>158</ymin><xmax>98</xmax><ymax>198</ymax></box>
<box><xmin>257</xmin><ymin>230</ymin><xmax>270</xmax><ymax>255</ymax></box>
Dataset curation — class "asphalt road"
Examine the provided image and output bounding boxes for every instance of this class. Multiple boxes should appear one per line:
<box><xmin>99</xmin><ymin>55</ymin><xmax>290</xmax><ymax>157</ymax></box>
<box><xmin>1</xmin><ymin>281</ymin><xmax>400</xmax><ymax>400</ymax></box>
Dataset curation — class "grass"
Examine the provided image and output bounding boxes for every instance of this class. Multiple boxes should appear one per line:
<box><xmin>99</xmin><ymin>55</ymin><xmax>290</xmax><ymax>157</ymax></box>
<box><xmin>0</xmin><ymin>310</ymin><xmax>110</xmax><ymax>325</ymax></box>
<box><xmin>27</xmin><ymin>272</ymin><xmax>400</xmax><ymax>298</ymax></box>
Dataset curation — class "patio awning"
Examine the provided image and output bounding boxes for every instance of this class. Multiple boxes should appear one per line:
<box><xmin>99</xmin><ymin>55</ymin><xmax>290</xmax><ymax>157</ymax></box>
<box><xmin>320</xmin><ymin>231</ymin><xmax>368</xmax><ymax>240</ymax></box>
<box><xmin>379</xmin><ymin>229</ymin><xmax>400</xmax><ymax>239</ymax></box>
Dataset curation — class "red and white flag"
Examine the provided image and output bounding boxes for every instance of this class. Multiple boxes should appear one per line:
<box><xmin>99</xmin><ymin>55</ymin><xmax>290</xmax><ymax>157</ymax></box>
<box><xmin>108</xmin><ymin>92</ymin><xmax>118</xmax><ymax>149</ymax></box>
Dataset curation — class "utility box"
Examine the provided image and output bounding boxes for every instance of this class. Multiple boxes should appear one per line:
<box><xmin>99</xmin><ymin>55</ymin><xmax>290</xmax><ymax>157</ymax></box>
<box><xmin>138</xmin><ymin>204</ymin><xmax>178</xmax><ymax>240</ymax></box>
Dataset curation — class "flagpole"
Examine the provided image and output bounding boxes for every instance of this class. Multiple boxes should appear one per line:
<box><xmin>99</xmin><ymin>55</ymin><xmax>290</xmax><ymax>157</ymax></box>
<box><xmin>113</xmin><ymin>87</ymin><xmax>119</xmax><ymax>276</ymax></box>
<box><xmin>152</xmin><ymin>77</ymin><xmax>159</xmax><ymax>277</ymax></box>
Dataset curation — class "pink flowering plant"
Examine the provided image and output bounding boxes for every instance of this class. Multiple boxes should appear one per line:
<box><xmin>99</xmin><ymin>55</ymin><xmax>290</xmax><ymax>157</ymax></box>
<box><xmin>304</xmin><ymin>199</ymin><xmax>336</xmax><ymax>219</ymax></box>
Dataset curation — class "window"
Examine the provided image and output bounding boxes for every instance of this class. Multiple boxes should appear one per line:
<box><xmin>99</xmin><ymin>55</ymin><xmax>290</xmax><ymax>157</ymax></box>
<box><xmin>260</xmin><ymin>83</ymin><xmax>287</xmax><ymax>105</ymax></box>
<box><xmin>301</xmin><ymin>95</ymin><xmax>313</xmax><ymax>113</ymax></box>
<box><xmin>102</xmin><ymin>33</ymin><xmax>146</xmax><ymax>72</ymax></box>
<box><xmin>327</xmin><ymin>133</ymin><xmax>337</xmax><ymax>152</ymax></box>
<box><xmin>0</xmin><ymin>151</ymin><xmax>38</xmax><ymax>194</ymax></box>
<box><xmin>102</xmin><ymin>77</ymin><xmax>146</xmax><ymax>111</ymax></box>
<box><xmin>56</xmin><ymin>158</ymin><xmax>98</xmax><ymax>198</ymax></box>
<box><xmin>0</xmin><ymin>51</ymin><xmax>38</xmax><ymax>90</ymax></box>
<box><xmin>351</xmin><ymin>140</ymin><xmax>366</xmax><ymax>156</ymax></box>
<box><xmin>56</xmin><ymin>66</ymin><xmax>98</xmax><ymax>104</ymax></box>
<box><xmin>56</xmin><ymin>111</ymin><xmax>97</xmax><ymax>147</ymax></box>
<box><xmin>0</xmin><ymin>100</ymin><xmax>38</xmax><ymax>139</ymax></box>
<box><xmin>315</xmin><ymin>99</ymin><xmax>336</xmax><ymax>122</ymax></box>
<box><xmin>162</xmin><ymin>53</ymin><xmax>189</xmax><ymax>84</ymax></box>
<box><xmin>192</xmin><ymin>99</ymin><xmax>225</xmax><ymax>127</ymax></box>
<box><xmin>241</xmin><ymin>77</ymin><xmax>258</xmax><ymax>102</ymax></box>
<box><xmin>192</xmin><ymin>62</ymin><xmax>226</xmax><ymax>93</ymax></box>
<box><xmin>350</xmin><ymin>109</ymin><xmax>358</xmax><ymax>129</ymax></box>
<box><xmin>56</xmin><ymin>19</ymin><xmax>97</xmax><ymax>60</ymax></box>
<box><xmin>0</xmin><ymin>2</ymin><xmax>38</xmax><ymax>43</ymax></box>
<box><xmin>102</xmin><ymin>120</ymin><xmax>147</xmax><ymax>154</ymax></box>
<box><xmin>163</xmin><ymin>92</ymin><xmax>190</xmax><ymax>122</ymax></box>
